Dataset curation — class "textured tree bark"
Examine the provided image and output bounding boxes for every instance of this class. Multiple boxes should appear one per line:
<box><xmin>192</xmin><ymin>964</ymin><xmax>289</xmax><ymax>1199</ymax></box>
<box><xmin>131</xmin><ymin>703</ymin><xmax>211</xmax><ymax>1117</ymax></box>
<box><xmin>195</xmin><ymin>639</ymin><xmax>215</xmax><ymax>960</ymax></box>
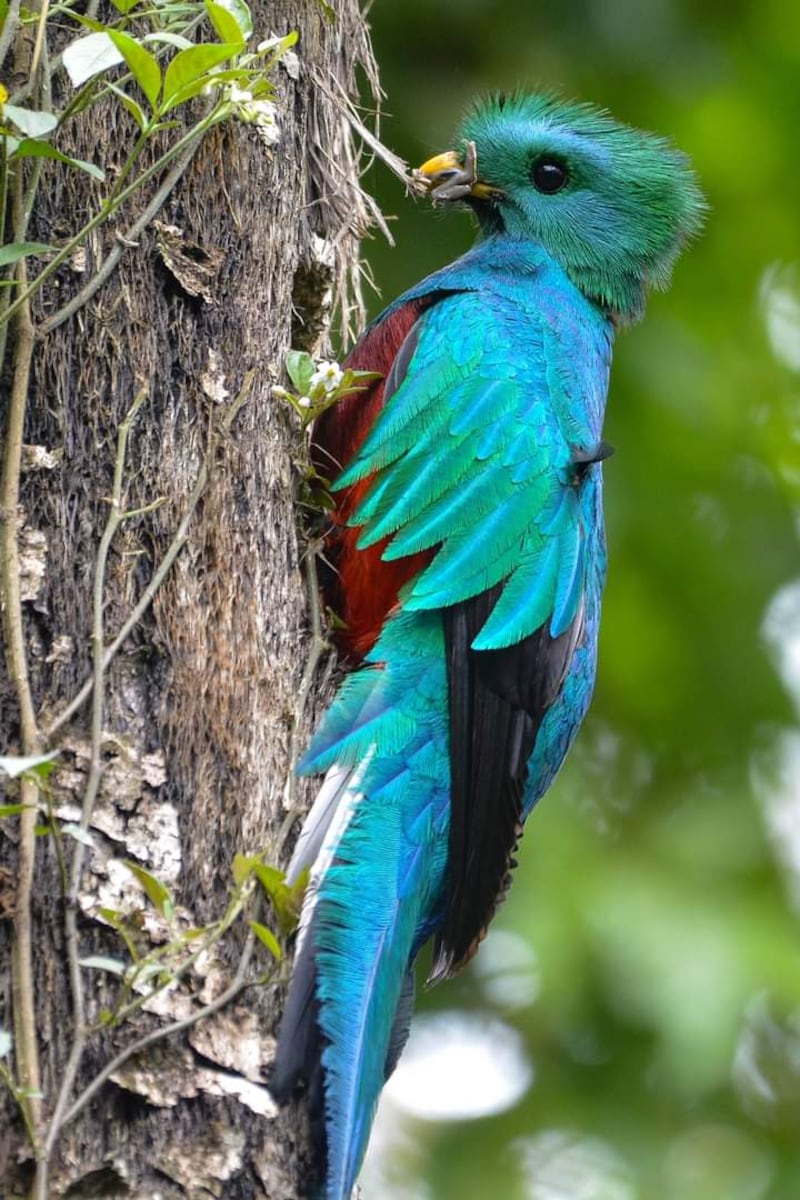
<box><xmin>0</xmin><ymin>2</ymin><xmax>379</xmax><ymax>1195</ymax></box>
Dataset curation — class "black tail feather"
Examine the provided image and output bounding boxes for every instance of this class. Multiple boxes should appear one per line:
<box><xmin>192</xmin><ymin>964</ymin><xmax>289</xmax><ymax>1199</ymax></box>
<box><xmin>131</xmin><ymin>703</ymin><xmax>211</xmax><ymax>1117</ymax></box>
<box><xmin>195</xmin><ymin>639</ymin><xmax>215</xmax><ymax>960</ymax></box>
<box><xmin>384</xmin><ymin>968</ymin><xmax>416</xmax><ymax>1080</ymax></box>
<box><xmin>434</xmin><ymin>585</ymin><xmax>579</xmax><ymax>978</ymax></box>
<box><xmin>271</xmin><ymin>925</ymin><xmax>328</xmax><ymax>1187</ymax></box>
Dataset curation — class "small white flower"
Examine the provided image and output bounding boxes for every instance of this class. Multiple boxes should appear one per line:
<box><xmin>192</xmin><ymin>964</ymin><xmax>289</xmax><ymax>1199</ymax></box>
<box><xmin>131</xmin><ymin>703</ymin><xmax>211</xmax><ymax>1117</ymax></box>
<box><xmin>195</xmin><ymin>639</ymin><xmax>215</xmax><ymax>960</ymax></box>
<box><xmin>229</xmin><ymin>83</ymin><xmax>254</xmax><ymax>106</ymax></box>
<box><xmin>309</xmin><ymin>361</ymin><xmax>344</xmax><ymax>394</ymax></box>
<box><xmin>226</xmin><ymin>84</ymin><xmax>280</xmax><ymax>145</ymax></box>
<box><xmin>298</xmin><ymin>396</ymin><xmax>312</xmax><ymax>408</ymax></box>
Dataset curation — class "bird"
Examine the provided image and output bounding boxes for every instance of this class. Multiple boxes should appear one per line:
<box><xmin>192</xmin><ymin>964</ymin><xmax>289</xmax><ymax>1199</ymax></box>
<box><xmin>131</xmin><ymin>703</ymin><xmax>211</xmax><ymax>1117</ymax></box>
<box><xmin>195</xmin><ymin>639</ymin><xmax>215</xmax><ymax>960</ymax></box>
<box><xmin>270</xmin><ymin>91</ymin><xmax>704</xmax><ymax>1200</ymax></box>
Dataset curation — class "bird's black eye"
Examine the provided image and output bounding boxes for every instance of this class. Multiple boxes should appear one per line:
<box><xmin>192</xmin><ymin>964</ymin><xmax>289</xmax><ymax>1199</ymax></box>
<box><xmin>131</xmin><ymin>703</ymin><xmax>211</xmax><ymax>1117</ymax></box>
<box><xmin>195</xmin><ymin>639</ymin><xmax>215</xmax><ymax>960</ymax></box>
<box><xmin>531</xmin><ymin>157</ymin><xmax>568</xmax><ymax>194</ymax></box>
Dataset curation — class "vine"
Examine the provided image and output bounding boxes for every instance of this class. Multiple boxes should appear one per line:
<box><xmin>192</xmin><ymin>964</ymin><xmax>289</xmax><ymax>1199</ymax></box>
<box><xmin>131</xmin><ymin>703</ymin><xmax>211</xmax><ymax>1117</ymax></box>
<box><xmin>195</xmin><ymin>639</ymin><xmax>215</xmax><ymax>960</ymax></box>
<box><xmin>0</xmin><ymin>0</ymin><xmax>305</xmax><ymax>1192</ymax></box>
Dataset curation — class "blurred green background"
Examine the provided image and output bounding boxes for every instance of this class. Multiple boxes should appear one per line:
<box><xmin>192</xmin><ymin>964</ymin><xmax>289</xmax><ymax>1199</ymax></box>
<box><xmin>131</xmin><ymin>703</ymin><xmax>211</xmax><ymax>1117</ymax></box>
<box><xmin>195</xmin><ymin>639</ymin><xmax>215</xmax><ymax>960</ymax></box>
<box><xmin>353</xmin><ymin>2</ymin><xmax>800</xmax><ymax>1198</ymax></box>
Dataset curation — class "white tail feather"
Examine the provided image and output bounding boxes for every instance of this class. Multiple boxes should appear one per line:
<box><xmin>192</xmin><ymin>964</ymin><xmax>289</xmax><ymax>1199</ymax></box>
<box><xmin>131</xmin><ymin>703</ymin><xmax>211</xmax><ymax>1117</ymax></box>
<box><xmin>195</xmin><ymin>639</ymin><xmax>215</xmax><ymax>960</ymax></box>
<box><xmin>292</xmin><ymin>752</ymin><xmax>373</xmax><ymax>957</ymax></box>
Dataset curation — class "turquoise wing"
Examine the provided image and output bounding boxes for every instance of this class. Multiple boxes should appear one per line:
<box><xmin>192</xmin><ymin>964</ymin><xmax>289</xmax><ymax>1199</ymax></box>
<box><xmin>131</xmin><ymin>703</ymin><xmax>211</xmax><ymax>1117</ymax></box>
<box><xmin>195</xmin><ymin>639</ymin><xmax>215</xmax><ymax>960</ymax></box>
<box><xmin>337</xmin><ymin>287</ymin><xmax>607</xmax><ymax>646</ymax></box>
<box><xmin>336</xmin><ymin>284</ymin><xmax>612</xmax><ymax>976</ymax></box>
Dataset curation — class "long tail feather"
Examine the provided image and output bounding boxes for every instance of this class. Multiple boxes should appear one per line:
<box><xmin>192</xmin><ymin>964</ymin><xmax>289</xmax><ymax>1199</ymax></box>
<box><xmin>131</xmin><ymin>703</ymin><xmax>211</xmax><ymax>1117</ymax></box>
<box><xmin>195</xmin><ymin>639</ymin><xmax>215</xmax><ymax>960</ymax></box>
<box><xmin>274</xmin><ymin>611</ymin><xmax>451</xmax><ymax>1200</ymax></box>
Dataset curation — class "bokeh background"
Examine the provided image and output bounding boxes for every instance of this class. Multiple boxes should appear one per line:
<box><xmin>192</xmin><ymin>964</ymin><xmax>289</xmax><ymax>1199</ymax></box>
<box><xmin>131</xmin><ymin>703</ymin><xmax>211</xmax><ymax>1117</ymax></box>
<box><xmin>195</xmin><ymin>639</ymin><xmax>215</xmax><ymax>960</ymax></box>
<box><xmin>344</xmin><ymin>2</ymin><xmax>800</xmax><ymax>1198</ymax></box>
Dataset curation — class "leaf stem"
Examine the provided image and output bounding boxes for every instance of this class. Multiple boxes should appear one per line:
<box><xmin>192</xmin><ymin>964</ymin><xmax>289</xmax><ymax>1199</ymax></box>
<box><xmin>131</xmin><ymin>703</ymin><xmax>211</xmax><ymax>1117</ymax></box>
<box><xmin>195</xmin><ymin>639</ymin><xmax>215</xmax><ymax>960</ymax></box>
<box><xmin>0</xmin><ymin>0</ymin><xmax>23</xmax><ymax>72</ymax></box>
<box><xmin>1</xmin><ymin>165</ymin><xmax>43</xmax><ymax>1153</ymax></box>
<box><xmin>29</xmin><ymin>0</ymin><xmax>50</xmax><ymax>81</ymax></box>
<box><xmin>39</xmin><ymin>389</ymin><xmax>149</xmax><ymax>1184</ymax></box>
<box><xmin>1</xmin><ymin>99</ymin><xmax>226</xmax><ymax>333</ymax></box>
<box><xmin>39</xmin><ymin>137</ymin><xmax>200</xmax><ymax>336</ymax></box>
<box><xmin>32</xmin><ymin>391</ymin><xmax>146</xmax><ymax>1198</ymax></box>
<box><xmin>62</xmin><ymin>932</ymin><xmax>259</xmax><ymax>1132</ymax></box>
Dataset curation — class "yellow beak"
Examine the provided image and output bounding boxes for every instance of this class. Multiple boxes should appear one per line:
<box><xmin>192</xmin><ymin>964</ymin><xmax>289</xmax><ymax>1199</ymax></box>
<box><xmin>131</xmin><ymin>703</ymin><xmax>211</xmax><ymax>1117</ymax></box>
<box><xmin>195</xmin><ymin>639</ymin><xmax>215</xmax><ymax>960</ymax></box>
<box><xmin>417</xmin><ymin>150</ymin><xmax>464</xmax><ymax>177</ymax></box>
<box><xmin>416</xmin><ymin>145</ymin><xmax>500</xmax><ymax>201</ymax></box>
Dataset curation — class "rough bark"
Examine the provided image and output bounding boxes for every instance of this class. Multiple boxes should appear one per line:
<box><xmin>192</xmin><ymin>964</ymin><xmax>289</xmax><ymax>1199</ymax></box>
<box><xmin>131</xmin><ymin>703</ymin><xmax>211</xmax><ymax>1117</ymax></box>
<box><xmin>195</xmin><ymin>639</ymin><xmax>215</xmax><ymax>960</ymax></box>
<box><xmin>0</xmin><ymin>2</ymin><xmax>380</xmax><ymax>1195</ymax></box>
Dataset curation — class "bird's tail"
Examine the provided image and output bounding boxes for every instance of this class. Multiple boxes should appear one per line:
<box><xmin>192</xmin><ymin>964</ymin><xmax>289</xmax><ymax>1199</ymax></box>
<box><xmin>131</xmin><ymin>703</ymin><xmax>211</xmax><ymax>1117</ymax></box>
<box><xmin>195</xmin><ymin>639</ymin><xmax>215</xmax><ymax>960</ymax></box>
<box><xmin>271</xmin><ymin>610</ymin><xmax>450</xmax><ymax>1200</ymax></box>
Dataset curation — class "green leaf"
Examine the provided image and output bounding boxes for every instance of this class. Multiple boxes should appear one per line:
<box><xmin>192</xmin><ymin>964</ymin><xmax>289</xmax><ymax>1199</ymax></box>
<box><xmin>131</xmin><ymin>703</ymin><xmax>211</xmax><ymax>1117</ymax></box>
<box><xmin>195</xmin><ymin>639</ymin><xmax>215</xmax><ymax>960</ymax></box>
<box><xmin>158</xmin><ymin>78</ymin><xmax>215</xmax><ymax>114</ymax></box>
<box><xmin>161</xmin><ymin>43</ymin><xmax>239</xmax><ymax>113</ymax></box>
<box><xmin>34</xmin><ymin>756</ymin><xmax>58</xmax><ymax>780</ymax></box>
<box><xmin>232</xmin><ymin>852</ymin><xmax>258</xmax><ymax>885</ymax></box>
<box><xmin>0</xmin><ymin>1028</ymin><xmax>12</xmax><ymax>1058</ymax></box>
<box><xmin>62</xmin><ymin>32</ymin><xmax>123</xmax><ymax>87</ymax></box>
<box><xmin>347</xmin><ymin>368</ymin><xmax>383</xmax><ymax>386</ymax></box>
<box><xmin>258</xmin><ymin>30</ymin><xmax>299</xmax><ymax>57</ymax></box>
<box><xmin>252</xmin><ymin>862</ymin><xmax>284</xmax><ymax>898</ymax></box>
<box><xmin>142</xmin><ymin>32</ymin><xmax>194</xmax><ymax>50</ymax></box>
<box><xmin>0</xmin><ymin>241</ymin><xmax>53</xmax><ymax>268</ymax></box>
<box><xmin>11</xmin><ymin>138</ymin><xmax>105</xmax><ymax>181</ymax></box>
<box><xmin>108</xmin><ymin>83</ymin><xmax>147</xmax><ymax>132</ymax></box>
<box><xmin>286</xmin><ymin>350</ymin><xmax>315</xmax><ymax>396</ymax></box>
<box><xmin>78</xmin><ymin>955</ymin><xmax>126</xmax><ymax>975</ymax></box>
<box><xmin>288</xmin><ymin>865</ymin><xmax>309</xmax><ymax>904</ymax></box>
<box><xmin>216</xmin><ymin>0</ymin><xmax>253</xmax><ymax>38</ymax></box>
<box><xmin>0</xmin><ymin>752</ymin><xmax>57</xmax><ymax>778</ymax></box>
<box><xmin>248</xmin><ymin>77</ymin><xmax>277</xmax><ymax>99</ymax></box>
<box><xmin>253</xmin><ymin>863</ymin><xmax>300</xmax><ymax>933</ymax></box>
<box><xmin>97</xmin><ymin>906</ymin><xmax>123</xmax><ymax>927</ymax></box>
<box><xmin>150</xmin><ymin>119</ymin><xmax>181</xmax><ymax>135</ymax></box>
<box><xmin>110</xmin><ymin>0</ymin><xmax>140</xmax><ymax>13</ymax></box>
<box><xmin>248</xmin><ymin>919</ymin><xmax>282</xmax><ymax>960</ymax></box>
<box><xmin>205</xmin><ymin>0</ymin><xmax>247</xmax><ymax>47</ymax></box>
<box><xmin>123</xmin><ymin>860</ymin><xmax>174</xmax><ymax>917</ymax></box>
<box><xmin>2</xmin><ymin>104</ymin><xmax>58</xmax><ymax>139</ymax></box>
<box><xmin>0</xmin><ymin>803</ymin><xmax>30</xmax><ymax>817</ymax></box>
<box><xmin>108</xmin><ymin>30</ymin><xmax>162</xmax><ymax>111</ymax></box>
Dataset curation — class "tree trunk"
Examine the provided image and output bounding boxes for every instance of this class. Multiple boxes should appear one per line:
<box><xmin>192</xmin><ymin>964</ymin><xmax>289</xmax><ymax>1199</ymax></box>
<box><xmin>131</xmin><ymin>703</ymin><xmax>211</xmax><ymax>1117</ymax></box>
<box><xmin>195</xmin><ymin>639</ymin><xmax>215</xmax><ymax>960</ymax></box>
<box><xmin>0</xmin><ymin>3</ymin><xmax>381</xmax><ymax>1195</ymax></box>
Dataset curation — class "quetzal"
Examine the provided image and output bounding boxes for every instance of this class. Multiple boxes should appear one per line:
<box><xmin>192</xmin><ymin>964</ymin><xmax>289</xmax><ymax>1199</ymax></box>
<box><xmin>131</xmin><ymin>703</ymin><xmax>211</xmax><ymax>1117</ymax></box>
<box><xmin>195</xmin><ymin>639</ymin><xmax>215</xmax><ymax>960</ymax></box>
<box><xmin>271</xmin><ymin>92</ymin><xmax>704</xmax><ymax>1199</ymax></box>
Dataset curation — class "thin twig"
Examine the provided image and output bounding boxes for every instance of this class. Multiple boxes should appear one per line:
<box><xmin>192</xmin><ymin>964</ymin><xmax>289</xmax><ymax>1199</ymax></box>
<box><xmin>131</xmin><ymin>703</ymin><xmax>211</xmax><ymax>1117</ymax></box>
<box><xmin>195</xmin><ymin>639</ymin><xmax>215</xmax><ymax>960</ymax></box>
<box><xmin>0</xmin><ymin>0</ymin><xmax>22</xmax><ymax>71</ymax></box>
<box><xmin>21</xmin><ymin>157</ymin><xmax>44</xmax><ymax>242</ymax></box>
<box><xmin>1</xmin><ymin>169</ymin><xmax>43</xmax><ymax>1147</ymax></box>
<box><xmin>0</xmin><ymin>1063</ymin><xmax>38</xmax><ymax>1148</ymax></box>
<box><xmin>36</xmin><ymin>390</ymin><xmax>149</xmax><ymax>1194</ymax></box>
<box><xmin>39</xmin><ymin>138</ymin><xmax>200</xmax><ymax>336</ymax></box>
<box><xmin>312</xmin><ymin>68</ymin><xmax>422</xmax><ymax>197</ymax></box>
<box><xmin>45</xmin><ymin>382</ymin><xmax>253</xmax><ymax>740</ymax></box>
<box><xmin>1</xmin><ymin>102</ymin><xmax>224</xmax><ymax>333</ymax></box>
<box><xmin>61</xmin><ymin>933</ymin><xmax>259</xmax><ymax>1132</ymax></box>
<box><xmin>106</xmin><ymin>882</ymin><xmax>246</xmax><ymax>1028</ymax></box>
<box><xmin>29</xmin><ymin>0</ymin><xmax>49</xmax><ymax>81</ymax></box>
<box><xmin>44</xmin><ymin>789</ymin><xmax>68</xmax><ymax>895</ymax></box>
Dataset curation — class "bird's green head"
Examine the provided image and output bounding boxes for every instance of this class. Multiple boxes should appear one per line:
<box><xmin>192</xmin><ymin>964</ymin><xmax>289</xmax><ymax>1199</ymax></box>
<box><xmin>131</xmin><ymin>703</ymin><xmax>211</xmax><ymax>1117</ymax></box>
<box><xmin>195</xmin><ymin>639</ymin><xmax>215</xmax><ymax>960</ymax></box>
<box><xmin>418</xmin><ymin>92</ymin><xmax>706</xmax><ymax>323</ymax></box>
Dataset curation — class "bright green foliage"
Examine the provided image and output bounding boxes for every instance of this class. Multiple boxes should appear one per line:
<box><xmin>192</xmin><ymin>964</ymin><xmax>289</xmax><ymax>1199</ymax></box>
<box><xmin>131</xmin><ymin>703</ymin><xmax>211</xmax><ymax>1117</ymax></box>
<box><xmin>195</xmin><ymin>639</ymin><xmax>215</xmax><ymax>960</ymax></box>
<box><xmin>0</xmin><ymin>0</ymin><xmax>298</xmax><ymax>330</ymax></box>
<box><xmin>359</xmin><ymin>5</ymin><xmax>800</xmax><ymax>1200</ymax></box>
<box><xmin>0</xmin><ymin>753</ymin><xmax>57</xmax><ymax>779</ymax></box>
<box><xmin>123</xmin><ymin>860</ymin><xmax>175</xmax><ymax>920</ymax></box>
<box><xmin>278</xmin><ymin>349</ymin><xmax>381</xmax><ymax>430</ymax></box>
<box><xmin>248</xmin><ymin>920</ymin><xmax>282</xmax><ymax>960</ymax></box>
